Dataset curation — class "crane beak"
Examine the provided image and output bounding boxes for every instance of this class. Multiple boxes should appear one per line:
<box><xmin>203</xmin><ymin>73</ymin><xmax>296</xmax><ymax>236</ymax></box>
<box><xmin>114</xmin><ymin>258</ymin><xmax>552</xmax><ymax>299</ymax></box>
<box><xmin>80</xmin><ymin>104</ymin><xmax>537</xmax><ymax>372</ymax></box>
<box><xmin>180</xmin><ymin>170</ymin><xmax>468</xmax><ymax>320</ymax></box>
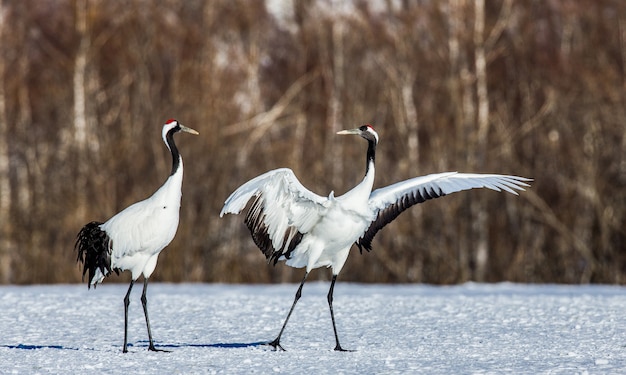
<box><xmin>336</xmin><ymin>128</ymin><xmax>361</xmax><ymax>135</ymax></box>
<box><xmin>180</xmin><ymin>125</ymin><xmax>199</xmax><ymax>135</ymax></box>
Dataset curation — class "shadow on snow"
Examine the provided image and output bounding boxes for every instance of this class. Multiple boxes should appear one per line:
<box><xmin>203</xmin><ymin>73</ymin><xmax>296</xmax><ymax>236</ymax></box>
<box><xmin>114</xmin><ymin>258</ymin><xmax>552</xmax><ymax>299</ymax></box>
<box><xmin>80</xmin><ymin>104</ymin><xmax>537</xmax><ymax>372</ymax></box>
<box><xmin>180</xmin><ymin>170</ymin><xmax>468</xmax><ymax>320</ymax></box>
<box><xmin>1</xmin><ymin>341</ymin><xmax>270</xmax><ymax>351</ymax></box>
<box><xmin>1</xmin><ymin>344</ymin><xmax>79</xmax><ymax>350</ymax></box>
<box><xmin>133</xmin><ymin>340</ymin><xmax>271</xmax><ymax>350</ymax></box>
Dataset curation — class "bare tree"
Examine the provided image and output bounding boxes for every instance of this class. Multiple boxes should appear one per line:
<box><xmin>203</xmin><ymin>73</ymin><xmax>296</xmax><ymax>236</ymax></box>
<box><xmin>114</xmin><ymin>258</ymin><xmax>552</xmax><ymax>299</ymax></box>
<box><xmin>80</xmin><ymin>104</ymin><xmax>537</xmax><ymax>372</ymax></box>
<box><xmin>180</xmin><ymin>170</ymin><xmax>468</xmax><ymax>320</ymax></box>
<box><xmin>0</xmin><ymin>2</ymin><xmax>12</xmax><ymax>283</ymax></box>
<box><xmin>0</xmin><ymin>0</ymin><xmax>624</xmax><ymax>284</ymax></box>
<box><xmin>71</xmin><ymin>0</ymin><xmax>97</xmax><ymax>222</ymax></box>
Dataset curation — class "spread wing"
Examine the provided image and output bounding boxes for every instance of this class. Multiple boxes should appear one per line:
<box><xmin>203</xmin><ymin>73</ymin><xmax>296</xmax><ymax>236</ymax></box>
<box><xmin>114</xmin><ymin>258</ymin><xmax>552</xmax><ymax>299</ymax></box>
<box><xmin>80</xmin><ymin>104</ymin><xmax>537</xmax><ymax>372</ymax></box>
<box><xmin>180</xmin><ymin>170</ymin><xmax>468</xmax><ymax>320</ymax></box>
<box><xmin>356</xmin><ymin>172</ymin><xmax>532</xmax><ymax>252</ymax></box>
<box><xmin>220</xmin><ymin>168</ymin><xmax>329</xmax><ymax>264</ymax></box>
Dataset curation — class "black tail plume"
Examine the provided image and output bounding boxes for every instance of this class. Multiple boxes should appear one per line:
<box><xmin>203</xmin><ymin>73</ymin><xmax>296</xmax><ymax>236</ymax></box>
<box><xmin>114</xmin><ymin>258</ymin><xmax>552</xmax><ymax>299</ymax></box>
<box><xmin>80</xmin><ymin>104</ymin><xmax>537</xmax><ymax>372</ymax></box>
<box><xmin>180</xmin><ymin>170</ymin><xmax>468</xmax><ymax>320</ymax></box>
<box><xmin>75</xmin><ymin>221</ymin><xmax>116</xmax><ymax>288</ymax></box>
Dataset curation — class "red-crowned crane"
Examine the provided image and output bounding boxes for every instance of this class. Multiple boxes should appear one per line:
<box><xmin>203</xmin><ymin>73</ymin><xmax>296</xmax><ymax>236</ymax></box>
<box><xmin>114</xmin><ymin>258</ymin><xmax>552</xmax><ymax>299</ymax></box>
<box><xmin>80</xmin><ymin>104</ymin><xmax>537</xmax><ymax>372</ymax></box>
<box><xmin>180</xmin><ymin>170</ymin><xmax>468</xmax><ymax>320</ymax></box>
<box><xmin>75</xmin><ymin>119</ymin><xmax>198</xmax><ymax>353</ymax></box>
<box><xmin>220</xmin><ymin>124</ymin><xmax>531</xmax><ymax>351</ymax></box>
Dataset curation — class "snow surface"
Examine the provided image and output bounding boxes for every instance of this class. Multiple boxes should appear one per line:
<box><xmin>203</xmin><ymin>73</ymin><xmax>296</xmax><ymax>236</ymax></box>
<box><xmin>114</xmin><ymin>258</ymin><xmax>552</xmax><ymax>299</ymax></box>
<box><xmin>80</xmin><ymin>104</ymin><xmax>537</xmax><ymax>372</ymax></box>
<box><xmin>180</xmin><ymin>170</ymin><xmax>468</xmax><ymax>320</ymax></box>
<box><xmin>1</xmin><ymin>282</ymin><xmax>625</xmax><ymax>374</ymax></box>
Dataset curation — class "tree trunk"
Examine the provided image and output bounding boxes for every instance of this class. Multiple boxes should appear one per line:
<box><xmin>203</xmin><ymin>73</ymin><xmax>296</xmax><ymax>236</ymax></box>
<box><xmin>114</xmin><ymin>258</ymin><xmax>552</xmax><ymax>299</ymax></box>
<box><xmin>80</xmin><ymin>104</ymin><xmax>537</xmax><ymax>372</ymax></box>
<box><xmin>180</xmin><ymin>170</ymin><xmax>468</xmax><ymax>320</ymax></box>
<box><xmin>0</xmin><ymin>3</ymin><xmax>13</xmax><ymax>283</ymax></box>
<box><xmin>72</xmin><ymin>0</ymin><xmax>94</xmax><ymax>222</ymax></box>
<box><xmin>471</xmin><ymin>0</ymin><xmax>489</xmax><ymax>281</ymax></box>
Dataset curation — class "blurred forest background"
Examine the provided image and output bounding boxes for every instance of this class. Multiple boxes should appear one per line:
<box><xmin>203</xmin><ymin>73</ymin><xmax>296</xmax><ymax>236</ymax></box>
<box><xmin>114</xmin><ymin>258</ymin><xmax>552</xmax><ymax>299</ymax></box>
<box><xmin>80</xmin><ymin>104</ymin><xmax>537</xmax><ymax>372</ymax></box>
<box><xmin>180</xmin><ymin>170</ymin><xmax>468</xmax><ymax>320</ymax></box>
<box><xmin>0</xmin><ymin>0</ymin><xmax>624</xmax><ymax>285</ymax></box>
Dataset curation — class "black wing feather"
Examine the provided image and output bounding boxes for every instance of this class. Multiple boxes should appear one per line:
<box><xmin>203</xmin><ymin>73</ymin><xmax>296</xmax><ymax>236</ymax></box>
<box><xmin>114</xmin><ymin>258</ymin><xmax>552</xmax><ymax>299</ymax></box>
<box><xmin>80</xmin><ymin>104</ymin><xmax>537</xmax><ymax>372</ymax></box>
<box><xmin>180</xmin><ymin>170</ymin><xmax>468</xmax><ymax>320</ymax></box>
<box><xmin>244</xmin><ymin>195</ymin><xmax>304</xmax><ymax>265</ymax></box>
<box><xmin>75</xmin><ymin>221</ymin><xmax>119</xmax><ymax>288</ymax></box>
<box><xmin>356</xmin><ymin>187</ymin><xmax>445</xmax><ymax>253</ymax></box>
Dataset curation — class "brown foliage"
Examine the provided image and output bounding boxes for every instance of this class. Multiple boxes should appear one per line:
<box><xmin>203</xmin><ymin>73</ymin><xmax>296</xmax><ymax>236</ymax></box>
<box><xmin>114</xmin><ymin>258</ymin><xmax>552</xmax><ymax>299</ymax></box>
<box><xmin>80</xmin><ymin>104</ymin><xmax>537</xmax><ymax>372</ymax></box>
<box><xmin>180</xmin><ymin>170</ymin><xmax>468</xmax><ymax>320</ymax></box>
<box><xmin>0</xmin><ymin>0</ymin><xmax>624</xmax><ymax>284</ymax></box>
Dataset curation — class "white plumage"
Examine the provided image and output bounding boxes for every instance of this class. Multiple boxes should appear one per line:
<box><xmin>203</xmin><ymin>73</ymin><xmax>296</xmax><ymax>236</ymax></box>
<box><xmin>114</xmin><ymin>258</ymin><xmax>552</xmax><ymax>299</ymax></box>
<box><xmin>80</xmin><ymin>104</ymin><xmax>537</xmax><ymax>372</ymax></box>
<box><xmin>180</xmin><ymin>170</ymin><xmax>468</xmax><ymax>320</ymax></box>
<box><xmin>76</xmin><ymin>119</ymin><xmax>198</xmax><ymax>353</ymax></box>
<box><xmin>91</xmin><ymin>169</ymin><xmax>182</xmax><ymax>285</ymax></box>
<box><xmin>220</xmin><ymin>124</ymin><xmax>531</xmax><ymax>351</ymax></box>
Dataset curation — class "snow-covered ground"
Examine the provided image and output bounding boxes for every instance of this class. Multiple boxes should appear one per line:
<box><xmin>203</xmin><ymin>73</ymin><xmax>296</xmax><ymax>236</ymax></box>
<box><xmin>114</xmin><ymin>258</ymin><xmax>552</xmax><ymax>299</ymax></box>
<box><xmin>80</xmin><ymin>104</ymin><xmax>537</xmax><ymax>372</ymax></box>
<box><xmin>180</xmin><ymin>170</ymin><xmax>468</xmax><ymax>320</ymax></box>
<box><xmin>1</xmin><ymin>282</ymin><xmax>625</xmax><ymax>374</ymax></box>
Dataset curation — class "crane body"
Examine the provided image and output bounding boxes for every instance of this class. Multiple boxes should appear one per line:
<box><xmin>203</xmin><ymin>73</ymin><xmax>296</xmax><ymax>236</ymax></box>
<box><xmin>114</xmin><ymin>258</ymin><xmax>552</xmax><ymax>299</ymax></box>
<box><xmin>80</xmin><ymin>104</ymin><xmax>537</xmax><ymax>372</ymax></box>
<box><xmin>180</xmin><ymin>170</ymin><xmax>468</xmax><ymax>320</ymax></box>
<box><xmin>221</xmin><ymin>125</ymin><xmax>531</xmax><ymax>351</ymax></box>
<box><xmin>76</xmin><ymin>119</ymin><xmax>198</xmax><ymax>352</ymax></box>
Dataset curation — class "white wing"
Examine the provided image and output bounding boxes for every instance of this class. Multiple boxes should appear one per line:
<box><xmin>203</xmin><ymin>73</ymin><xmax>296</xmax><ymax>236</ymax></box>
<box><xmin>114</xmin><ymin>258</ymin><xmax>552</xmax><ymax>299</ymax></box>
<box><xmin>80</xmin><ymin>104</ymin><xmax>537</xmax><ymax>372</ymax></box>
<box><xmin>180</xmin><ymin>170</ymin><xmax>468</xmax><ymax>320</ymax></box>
<box><xmin>220</xmin><ymin>168</ymin><xmax>329</xmax><ymax>264</ymax></box>
<box><xmin>357</xmin><ymin>172</ymin><xmax>532</xmax><ymax>252</ymax></box>
<box><xmin>101</xmin><ymin>197</ymin><xmax>179</xmax><ymax>258</ymax></box>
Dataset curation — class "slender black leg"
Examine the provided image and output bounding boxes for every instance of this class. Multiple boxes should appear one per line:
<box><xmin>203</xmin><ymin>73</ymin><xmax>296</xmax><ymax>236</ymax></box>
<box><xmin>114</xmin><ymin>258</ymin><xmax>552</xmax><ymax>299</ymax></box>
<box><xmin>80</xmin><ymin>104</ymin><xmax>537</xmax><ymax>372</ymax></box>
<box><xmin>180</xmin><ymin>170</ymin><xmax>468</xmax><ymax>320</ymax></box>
<box><xmin>141</xmin><ymin>278</ymin><xmax>169</xmax><ymax>352</ymax></box>
<box><xmin>123</xmin><ymin>280</ymin><xmax>135</xmax><ymax>353</ymax></box>
<box><xmin>268</xmin><ymin>271</ymin><xmax>309</xmax><ymax>351</ymax></box>
<box><xmin>328</xmin><ymin>274</ymin><xmax>351</xmax><ymax>352</ymax></box>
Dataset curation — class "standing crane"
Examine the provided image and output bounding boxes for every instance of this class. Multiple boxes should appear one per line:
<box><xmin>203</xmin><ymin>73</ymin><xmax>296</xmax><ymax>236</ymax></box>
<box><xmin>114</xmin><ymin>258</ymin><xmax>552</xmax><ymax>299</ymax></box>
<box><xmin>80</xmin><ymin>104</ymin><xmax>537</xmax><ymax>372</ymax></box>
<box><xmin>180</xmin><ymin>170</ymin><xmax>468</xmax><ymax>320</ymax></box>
<box><xmin>75</xmin><ymin>119</ymin><xmax>198</xmax><ymax>353</ymax></box>
<box><xmin>220</xmin><ymin>124</ymin><xmax>531</xmax><ymax>351</ymax></box>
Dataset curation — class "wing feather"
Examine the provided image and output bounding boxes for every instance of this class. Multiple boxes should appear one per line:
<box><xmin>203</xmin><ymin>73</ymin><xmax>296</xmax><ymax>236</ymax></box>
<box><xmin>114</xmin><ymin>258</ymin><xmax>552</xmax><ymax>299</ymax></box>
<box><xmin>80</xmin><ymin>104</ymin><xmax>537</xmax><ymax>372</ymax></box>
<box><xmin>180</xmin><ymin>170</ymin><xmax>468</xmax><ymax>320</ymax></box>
<box><xmin>357</xmin><ymin>172</ymin><xmax>531</xmax><ymax>252</ymax></box>
<box><xmin>220</xmin><ymin>168</ymin><xmax>327</xmax><ymax>263</ymax></box>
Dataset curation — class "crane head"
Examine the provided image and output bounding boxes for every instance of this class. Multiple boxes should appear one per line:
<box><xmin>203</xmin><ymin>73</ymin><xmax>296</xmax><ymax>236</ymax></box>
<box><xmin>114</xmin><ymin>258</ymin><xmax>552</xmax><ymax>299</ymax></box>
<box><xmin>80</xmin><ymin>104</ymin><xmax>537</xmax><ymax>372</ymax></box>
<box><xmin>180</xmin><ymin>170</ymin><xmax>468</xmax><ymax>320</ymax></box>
<box><xmin>163</xmin><ymin>119</ymin><xmax>199</xmax><ymax>136</ymax></box>
<box><xmin>337</xmin><ymin>124</ymin><xmax>378</xmax><ymax>144</ymax></box>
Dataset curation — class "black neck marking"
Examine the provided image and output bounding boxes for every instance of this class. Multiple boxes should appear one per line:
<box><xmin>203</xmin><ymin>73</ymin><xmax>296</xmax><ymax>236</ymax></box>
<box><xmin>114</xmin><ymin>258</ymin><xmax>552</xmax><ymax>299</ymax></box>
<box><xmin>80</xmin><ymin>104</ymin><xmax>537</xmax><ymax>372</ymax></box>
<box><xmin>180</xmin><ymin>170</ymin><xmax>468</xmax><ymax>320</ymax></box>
<box><xmin>165</xmin><ymin>127</ymin><xmax>181</xmax><ymax>176</ymax></box>
<box><xmin>365</xmin><ymin>138</ymin><xmax>376</xmax><ymax>175</ymax></box>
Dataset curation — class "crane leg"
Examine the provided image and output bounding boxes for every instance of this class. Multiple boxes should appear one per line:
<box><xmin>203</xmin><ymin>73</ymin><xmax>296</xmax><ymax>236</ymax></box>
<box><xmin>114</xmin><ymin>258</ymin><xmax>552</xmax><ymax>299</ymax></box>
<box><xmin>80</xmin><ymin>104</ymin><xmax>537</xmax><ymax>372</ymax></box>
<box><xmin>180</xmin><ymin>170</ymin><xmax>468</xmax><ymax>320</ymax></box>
<box><xmin>268</xmin><ymin>271</ymin><xmax>309</xmax><ymax>351</ymax></box>
<box><xmin>122</xmin><ymin>280</ymin><xmax>135</xmax><ymax>353</ymax></box>
<box><xmin>327</xmin><ymin>274</ymin><xmax>351</xmax><ymax>351</ymax></box>
<box><xmin>141</xmin><ymin>278</ymin><xmax>169</xmax><ymax>352</ymax></box>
